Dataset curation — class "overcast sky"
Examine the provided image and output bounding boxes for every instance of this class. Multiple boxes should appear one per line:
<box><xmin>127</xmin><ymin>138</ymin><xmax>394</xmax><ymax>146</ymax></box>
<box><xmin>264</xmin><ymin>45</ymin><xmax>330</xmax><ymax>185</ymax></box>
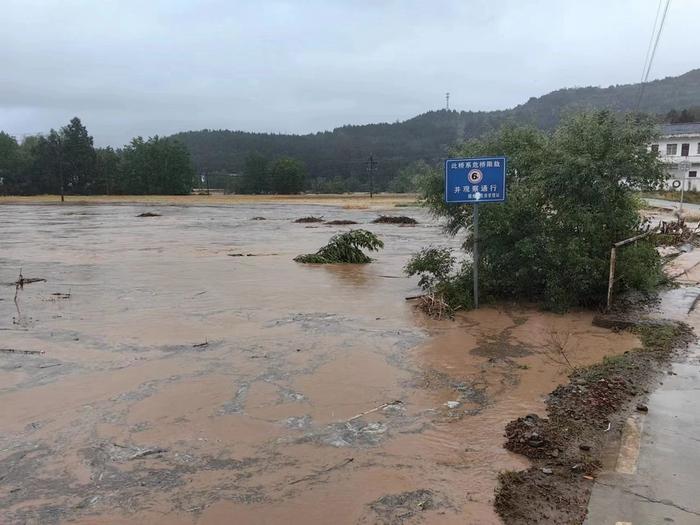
<box><xmin>1</xmin><ymin>0</ymin><xmax>698</xmax><ymax>146</ymax></box>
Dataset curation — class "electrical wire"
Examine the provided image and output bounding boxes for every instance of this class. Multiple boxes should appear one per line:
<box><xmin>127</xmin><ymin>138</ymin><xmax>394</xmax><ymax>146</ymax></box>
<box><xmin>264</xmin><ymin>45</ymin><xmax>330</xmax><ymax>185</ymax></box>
<box><xmin>636</xmin><ymin>0</ymin><xmax>672</xmax><ymax>111</ymax></box>
<box><xmin>640</xmin><ymin>0</ymin><xmax>663</xmax><ymax>85</ymax></box>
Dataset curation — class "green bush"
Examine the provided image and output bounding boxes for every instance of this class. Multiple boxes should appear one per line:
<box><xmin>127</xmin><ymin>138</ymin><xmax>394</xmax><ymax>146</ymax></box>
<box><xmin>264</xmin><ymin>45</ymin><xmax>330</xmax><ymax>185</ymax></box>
<box><xmin>294</xmin><ymin>229</ymin><xmax>384</xmax><ymax>264</ymax></box>
<box><xmin>412</xmin><ymin>111</ymin><xmax>666</xmax><ymax>312</ymax></box>
<box><xmin>404</xmin><ymin>248</ymin><xmax>474</xmax><ymax>312</ymax></box>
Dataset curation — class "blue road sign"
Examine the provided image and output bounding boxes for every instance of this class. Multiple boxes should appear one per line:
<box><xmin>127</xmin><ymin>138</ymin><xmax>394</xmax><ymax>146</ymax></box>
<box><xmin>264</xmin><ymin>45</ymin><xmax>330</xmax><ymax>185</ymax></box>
<box><xmin>444</xmin><ymin>156</ymin><xmax>507</xmax><ymax>204</ymax></box>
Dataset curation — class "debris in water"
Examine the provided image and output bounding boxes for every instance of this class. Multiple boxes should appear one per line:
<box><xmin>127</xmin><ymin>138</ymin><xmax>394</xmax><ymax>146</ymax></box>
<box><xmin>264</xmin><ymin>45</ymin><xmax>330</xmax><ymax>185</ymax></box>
<box><xmin>137</xmin><ymin>212</ymin><xmax>161</xmax><ymax>217</ymax></box>
<box><xmin>129</xmin><ymin>447</ymin><xmax>167</xmax><ymax>460</ymax></box>
<box><xmin>347</xmin><ymin>400</ymin><xmax>402</xmax><ymax>422</ymax></box>
<box><xmin>367</xmin><ymin>489</ymin><xmax>452</xmax><ymax>523</ymax></box>
<box><xmin>0</xmin><ymin>348</ymin><xmax>44</xmax><ymax>355</ymax></box>
<box><xmin>371</xmin><ymin>215</ymin><xmax>417</xmax><ymax>225</ymax></box>
<box><xmin>5</xmin><ymin>269</ymin><xmax>46</xmax><ymax>288</ymax></box>
<box><xmin>293</xmin><ymin>216</ymin><xmax>324</xmax><ymax>223</ymax></box>
<box><xmin>193</xmin><ymin>340</ymin><xmax>209</xmax><ymax>348</ymax></box>
<box><xmin>325</xmin><ymin>219</ymin><xmax>358</xmax><ymax>225</ymax></box>
<box><xmin>250</xmin><ymin>216</ymin><xmax>266</xmax><ymax>220</ymax></box>
<box><xmin>288</xmin><ymin>457</ymin><xmax>354</xmax><ymax>485</ymax></box>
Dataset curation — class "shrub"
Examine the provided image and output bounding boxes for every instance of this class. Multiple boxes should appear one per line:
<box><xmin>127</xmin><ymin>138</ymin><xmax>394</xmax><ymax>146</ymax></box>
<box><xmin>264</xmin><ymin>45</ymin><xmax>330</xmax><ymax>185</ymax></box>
<box><xmin>294</xmin><ymin>229</ymin><xmax>384</xmax><ymax>264</ymax></box>
<box><xmin>412</xmin><ymin>111</ymin><xmax>666</xmax><ymax>312</ymax></box>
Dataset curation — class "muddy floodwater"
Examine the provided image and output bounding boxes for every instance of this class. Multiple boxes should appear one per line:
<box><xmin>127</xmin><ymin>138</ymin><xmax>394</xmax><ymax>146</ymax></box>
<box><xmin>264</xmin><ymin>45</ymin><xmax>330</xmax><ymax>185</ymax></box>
<box><xmin>0</xmin><ymin>203</ymin><xmax>640</xmax><ymax>524</ymax></box>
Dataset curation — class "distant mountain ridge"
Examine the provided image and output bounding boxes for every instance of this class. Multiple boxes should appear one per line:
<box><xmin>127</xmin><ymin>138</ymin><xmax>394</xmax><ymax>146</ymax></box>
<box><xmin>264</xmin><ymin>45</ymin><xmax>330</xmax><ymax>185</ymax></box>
<box><xmin>171</xmin><ymin>69</ymin><xmax>700</xmax><ymax>190</ymax></box>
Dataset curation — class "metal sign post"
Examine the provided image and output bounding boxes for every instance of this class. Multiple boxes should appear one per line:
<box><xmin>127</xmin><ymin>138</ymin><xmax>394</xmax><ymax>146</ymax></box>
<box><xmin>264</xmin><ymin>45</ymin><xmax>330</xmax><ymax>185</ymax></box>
<box><xmin>444</xmin><ymin>156</ymin><xmax>507</xmax><ymax>309</ymax></box>
<box><xmin>472</xmin><ymin>203</ymin><xmax>479</xmax><ymax>308</ymax></box>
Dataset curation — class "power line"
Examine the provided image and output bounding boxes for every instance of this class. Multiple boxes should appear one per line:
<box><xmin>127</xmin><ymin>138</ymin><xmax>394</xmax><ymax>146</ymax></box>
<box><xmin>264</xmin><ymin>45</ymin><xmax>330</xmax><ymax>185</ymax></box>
<box><xmin>639</xmin><ymin>0</ymin><xmax>663</xmax><ymax>85</ymax></box>
<box><xmin>636</xmin><ymin>0</ymin><xmax>672</xmax><ymax>111</ymax></box>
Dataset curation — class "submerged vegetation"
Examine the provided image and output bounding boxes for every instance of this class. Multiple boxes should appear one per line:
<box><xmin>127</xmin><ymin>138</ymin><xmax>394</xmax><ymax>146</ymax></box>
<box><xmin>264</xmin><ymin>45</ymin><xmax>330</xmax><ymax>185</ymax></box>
<box><xmin>294</xmin><ymin>229</ymin><xmax>384</xmax><ymax>264</ymax></box>
<box><xmin>409</xmin><ymin>111</ymin><xmax>667</xmax><ymax>313</ymax></box>
<box><xmin>372</xmin><ymin>215</ymin><xmax>418</xmax><ymax>225</ymax></box>
<box><xmin>294</xmin><ymin>216</ymin><xmax>324</xmax><ymax>223</ymax></box>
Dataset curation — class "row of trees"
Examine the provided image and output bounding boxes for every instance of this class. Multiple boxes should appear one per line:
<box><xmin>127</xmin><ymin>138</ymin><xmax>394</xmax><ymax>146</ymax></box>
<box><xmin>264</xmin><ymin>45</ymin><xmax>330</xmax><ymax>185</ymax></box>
<box><xmin>0</xmin><ymin>118</ymin><xmax>195</xmax><ymax>196</ymax></box>
<box><xmin>664</xmin><ymin>107</ymin><xmax>700</xmax><ymax>123</ymax></box>
<box><xmin>207</xmin><ymin>153</ymin><xmax>425</xmax><ymax>194</ymax></box>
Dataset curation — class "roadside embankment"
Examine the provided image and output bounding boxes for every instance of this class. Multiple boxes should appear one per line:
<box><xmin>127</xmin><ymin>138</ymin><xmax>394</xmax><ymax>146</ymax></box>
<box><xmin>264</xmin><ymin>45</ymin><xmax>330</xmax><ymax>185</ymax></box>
<box><xmin>494</xmin><ymin>318</ymin><xmax>694</xmax><ymax>524</ymax></box>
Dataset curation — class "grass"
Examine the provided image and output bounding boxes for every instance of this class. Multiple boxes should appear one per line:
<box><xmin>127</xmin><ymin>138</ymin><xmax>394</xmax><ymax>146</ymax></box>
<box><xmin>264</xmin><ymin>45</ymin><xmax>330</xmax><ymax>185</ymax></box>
<box><xmin>632</xmin><ymin>322</ymin><xmax>693</xmax><ymax>353</ymax></box>
<box><xmin>576</xmin><ymin>321</ymin><xmax>692</xmax><ymax>383</ymax></box>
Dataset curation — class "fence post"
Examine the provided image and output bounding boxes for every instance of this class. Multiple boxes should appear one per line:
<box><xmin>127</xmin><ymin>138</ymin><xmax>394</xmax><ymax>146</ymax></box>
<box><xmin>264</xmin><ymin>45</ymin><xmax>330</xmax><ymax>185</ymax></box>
<box><xmin>606</xmin><ymin>246</ymin><xmax>617</xmax><ymax>311</ymax></box>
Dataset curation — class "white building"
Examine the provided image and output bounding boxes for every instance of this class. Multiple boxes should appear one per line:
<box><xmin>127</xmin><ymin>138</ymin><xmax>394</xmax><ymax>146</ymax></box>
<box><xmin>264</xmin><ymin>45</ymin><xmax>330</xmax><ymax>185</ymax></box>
<box><xmin>651</xmin><ymin>123</ymin><xmax>700</xmax><ymax>191</ymax></box>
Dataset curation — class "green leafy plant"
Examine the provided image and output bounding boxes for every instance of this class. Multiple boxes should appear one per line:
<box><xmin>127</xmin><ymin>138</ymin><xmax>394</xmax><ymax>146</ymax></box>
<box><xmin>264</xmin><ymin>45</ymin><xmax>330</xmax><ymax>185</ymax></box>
<box><xmin>404</xmin><ymin>248</ymin><xmax>474</xmax><ymax>316</ymax></box>
<box><xmin>294</xmin><ymin>229</ymin><xmax>384</xmax><ymax>264</ymax></box>
<box><xmin>414</xmin><ymin>111</ymin><xmax>667</xmax><ymax>312</ymax></box>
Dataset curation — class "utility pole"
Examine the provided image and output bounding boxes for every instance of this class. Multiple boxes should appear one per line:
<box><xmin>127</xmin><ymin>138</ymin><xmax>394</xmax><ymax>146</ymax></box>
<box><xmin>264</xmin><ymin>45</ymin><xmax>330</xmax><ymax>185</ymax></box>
<box><xmin>679</xmin><ymin>158</ymin><xmax>691</xmax><ymax>213</ymax></box>
<box><xmin>366</xmin><ymin>155</ymin><xmax>377</xmax><ymax>198</ymax></box>
<box><xmin>445</xmin><ymin>92</ymin><xmax>450</xmax><ymax>110</ymax></box>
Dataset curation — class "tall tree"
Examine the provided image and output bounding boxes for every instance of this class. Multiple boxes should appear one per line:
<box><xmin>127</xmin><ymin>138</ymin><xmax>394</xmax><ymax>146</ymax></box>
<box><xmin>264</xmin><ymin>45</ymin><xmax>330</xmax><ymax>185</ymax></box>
<box><xmin>119</xmin><ymin>136</ymin><xmax>194</xmax><ymax>194</ymax></box>
<box><xmin>241</xmin><ymin>153</ymin><xmax>269</xmax><ymax>194</ymax></box>
<box><xmin>95</xmin><ymin>147</ymin><xmax>120</xmax><ymax>194</ymax></box>
<box><xmin>0</xmin><ymin>132</ymin><xmax>23</xmax><ymax>195</ymax></box>
<box><xmin>269</xmin><ymin>158</ymin><xmax>306</xmax><ymax>194</ymax></box>
<box><xmin>60</xmin><ymin>117</ymin><xmax>97</xmax><ymax>195</ymax></box>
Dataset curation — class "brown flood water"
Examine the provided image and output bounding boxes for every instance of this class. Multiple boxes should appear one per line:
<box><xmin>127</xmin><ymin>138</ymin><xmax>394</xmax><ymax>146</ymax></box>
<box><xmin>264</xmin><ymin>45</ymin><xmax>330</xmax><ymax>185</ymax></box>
<box><xmin>0</xmin><ymin>203</ymin><xmax>640</xmax><ymax>524</ymax></box>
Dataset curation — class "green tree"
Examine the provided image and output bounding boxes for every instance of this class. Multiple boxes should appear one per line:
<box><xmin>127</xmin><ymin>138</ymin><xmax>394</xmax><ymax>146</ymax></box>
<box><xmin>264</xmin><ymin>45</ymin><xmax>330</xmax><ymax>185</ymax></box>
<box><xmin>0</xmin><ymin>132</ymin><xmax>24</xmax><ymax>195</ymax></box>
<box><xmin>119</xmin><ymin>136</ymin><xmax>195</xmax><ymax>194</ymax></box>
<box><xmin>95</xmin><ymin>147</ymin><xmax>120</xmax><ymax>194</ymax></box>
<box><xmin>269</xmin><ymin>157</ymin><xmax>306</xmax><ymax>194</ymax></box>
<box><xmin>413</xmin><ymin>111</ymin><xmax>666</xmax><ymax>311</ymax></box>
<box><xmin>60</xmin><ymin>117</ymin><xmax>97</xmax><ymax>194</ymax></box>
<box><xmin>240</xmin><ymin>153</ymin><xmax>269</xmax><ymax>194</ymax></box>
<box><xmin>27</xmin><ymin>130</ymin><xmax>66</xmax><ymax>197</ymax></box>
<box><xmin>388</xmin><ymin>160</ymin><xmax>432</xmax><ymax>193</ymax></box>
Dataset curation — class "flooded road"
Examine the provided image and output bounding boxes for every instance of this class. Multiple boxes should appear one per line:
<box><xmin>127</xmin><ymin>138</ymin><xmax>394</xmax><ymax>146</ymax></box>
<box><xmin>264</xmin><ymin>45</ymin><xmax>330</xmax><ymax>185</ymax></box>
<box><xmin>0</xmin><ymin>203</ymin><xmax>640</xmax><ymax>524</ymax></box>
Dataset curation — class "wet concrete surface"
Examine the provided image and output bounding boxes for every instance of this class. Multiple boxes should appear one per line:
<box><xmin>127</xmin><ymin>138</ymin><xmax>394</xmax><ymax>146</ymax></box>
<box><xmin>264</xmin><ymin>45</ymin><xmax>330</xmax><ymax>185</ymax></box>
<box><xmin>586</xmin><ymin>268</ymin><xmax>700</xmax><ymax>524</ymax></box>
<box><xmin>0</xmin><ymin>203</ymin><xmax>641</xmax><ymax>524</ymax></box>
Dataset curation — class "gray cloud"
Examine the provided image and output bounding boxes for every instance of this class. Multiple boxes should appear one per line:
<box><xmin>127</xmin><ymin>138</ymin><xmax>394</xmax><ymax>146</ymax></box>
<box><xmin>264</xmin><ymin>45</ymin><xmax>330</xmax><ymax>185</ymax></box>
<box><xmin>1</xmin><ymin>0</ymin><xmax>698</xmax><ymax>146</ymax></box>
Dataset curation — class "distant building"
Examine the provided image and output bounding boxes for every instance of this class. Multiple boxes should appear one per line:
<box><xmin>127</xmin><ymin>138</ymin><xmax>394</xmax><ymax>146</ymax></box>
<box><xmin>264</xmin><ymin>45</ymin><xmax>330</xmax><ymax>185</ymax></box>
<box><xmin>651</xmin><ymin>123</ymin><xmax>700</xmax><ymax>191</ymax></box>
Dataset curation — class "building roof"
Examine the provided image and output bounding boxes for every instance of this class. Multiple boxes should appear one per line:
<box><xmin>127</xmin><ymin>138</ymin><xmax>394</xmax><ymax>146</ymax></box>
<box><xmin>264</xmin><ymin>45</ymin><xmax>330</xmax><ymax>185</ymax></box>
<box><xmin>661</xmin><ymin>123</ymin><xmax>700</xmax><ymax>136</ymax></box>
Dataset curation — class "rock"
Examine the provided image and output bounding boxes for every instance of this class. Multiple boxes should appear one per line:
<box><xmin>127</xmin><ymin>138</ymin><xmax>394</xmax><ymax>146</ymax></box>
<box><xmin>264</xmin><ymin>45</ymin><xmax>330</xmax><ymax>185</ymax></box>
<box><xmin>636</xmin><ymin>404</ymin><xmax>649</xmax><ymax>412</ymax></box>
<box><xmin>579</xmin><ymin>444</ymin><xmax>591</xmax><ymax>451</ymax></box>
<box><xmin>527</xmin><ymin>438</ymin><xmax>545</xmax><ymax>448</ymax></box>
<box><xmin>541</xmin><ymin>467</ymin><xmax>553</xmax><ymax>475</ymax></box>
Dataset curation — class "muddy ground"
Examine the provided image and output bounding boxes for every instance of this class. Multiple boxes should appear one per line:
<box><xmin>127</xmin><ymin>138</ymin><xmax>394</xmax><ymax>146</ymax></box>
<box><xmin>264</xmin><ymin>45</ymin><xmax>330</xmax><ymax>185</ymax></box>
<box><xmin>0</xmin><ymin>203</ymin><xmax>642</xmax><ymax>524</ymax></box>
<box><xmin>494</xmin><ymin>318</ymin><xmax>694</xmax><ymax>524</ymax></box>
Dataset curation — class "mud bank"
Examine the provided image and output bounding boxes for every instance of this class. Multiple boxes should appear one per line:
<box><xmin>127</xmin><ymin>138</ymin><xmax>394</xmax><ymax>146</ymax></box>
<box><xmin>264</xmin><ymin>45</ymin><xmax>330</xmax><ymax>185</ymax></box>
<box><xmin>0</xmin><ymin>204</ymin><xmax>643</xmax><ymax>524</ymax></box>
<box><xmin>494</xmin><ymin>319</ymin><xmax>694</xmax><ymax>524</ymax></box>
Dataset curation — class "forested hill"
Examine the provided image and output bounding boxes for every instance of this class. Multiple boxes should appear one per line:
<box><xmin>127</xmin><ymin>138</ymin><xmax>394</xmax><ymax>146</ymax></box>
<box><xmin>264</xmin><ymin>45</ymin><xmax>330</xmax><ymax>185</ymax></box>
<box><xmin>171</xmin><ymin>68</ymin><xmax>700</xmax><ymax>191</ymax></box>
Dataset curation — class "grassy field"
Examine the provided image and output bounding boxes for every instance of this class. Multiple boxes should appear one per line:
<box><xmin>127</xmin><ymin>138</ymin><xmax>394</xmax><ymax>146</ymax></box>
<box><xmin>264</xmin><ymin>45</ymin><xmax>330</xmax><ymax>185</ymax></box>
<box><xmin>0</xmin><ymin>193</ymin><xmax>420</xmax><ymax>209</ymax></box>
